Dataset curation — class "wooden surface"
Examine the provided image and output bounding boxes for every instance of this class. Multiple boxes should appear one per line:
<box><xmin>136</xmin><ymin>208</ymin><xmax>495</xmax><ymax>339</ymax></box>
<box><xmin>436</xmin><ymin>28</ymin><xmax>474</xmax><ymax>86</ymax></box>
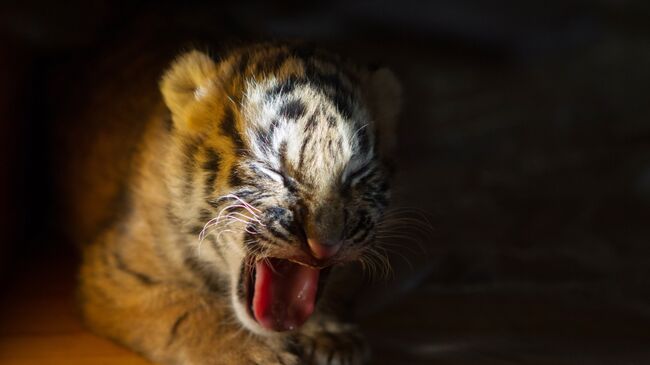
<box><xmin>1</xmin><ymin>253</ymin><xmax>649</xmax><ymax>365</ymax></box>
<box><xmin>0</xmin><ymin>255</ymin><xmax>151</xmax><ymax>365</ymax></box>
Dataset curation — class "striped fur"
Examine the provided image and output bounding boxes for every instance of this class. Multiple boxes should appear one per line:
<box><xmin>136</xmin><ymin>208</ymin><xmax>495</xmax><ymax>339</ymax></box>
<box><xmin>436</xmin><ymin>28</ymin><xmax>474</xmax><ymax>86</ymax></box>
<box><xmin>78</xmin><ymin>43</ymin><xmax>401</xmax><ymax>365</ymax></box>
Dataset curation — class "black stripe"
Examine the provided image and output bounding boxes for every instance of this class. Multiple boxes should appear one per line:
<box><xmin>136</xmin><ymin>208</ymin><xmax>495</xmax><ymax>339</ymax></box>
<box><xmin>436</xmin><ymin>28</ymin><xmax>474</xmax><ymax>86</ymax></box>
<box><xmin>221</xmin><ymin>107</ymin><xmax>245</xmax><ymax>150</ymax></box>
<box><xmin>304</xmin><ymin>111</ymin><xmax>318</xmax><ymax>131</ymax></box>
<box><xmin>267</xmin><ymin>223</ymin><xmax>291</xmax><ymax>242</ymax></box>
<box><xmin>347</xmin><ymin>163</ymin><xmax>373</xmax><ymax>185</ymax></box>
<box><xmin>267</xmin><ymin>118</ymin><xmax>280</xmax><ymax>141</ymax></box>
<box><xmin>357</xmin><ymin>166</ymin><xmax>379</xmax><ymax>187</ymax></box>
<box><xmin>252</xmin><ymin>127</ymin><xmax>269</xmax><ymax>150</ymax></box>
<box><xmin>233</xmin><ymin>189</ymin><xmax>256</xmax><ymax>199</ymax></box>
<box><xmin>167</xmin><ymin>311</ymin><xmax>190</xmax><ymax>347</ymax></box>
<box><xmin>346</xmin><ymin>210</ymin><xmax>369</xmax><ymax>238</ymax></box>
<box><xmin>202</xmin><ymin>148</ymin><xmax>222</xmax><ymax>171</ymax></box>
<box><xmin>363</xmin><ymin>191</ymin><xmax>389</xmax><ymax>209</ymax></box>
<box><xmin>303</xmin><ymin>61</ymin><xmax>355</xmax><ymax>118</ymax></box>
<box><xmin>278</xmin><ymin>141</ymin><xmax>291</xmax><ymax>175</ymax></box>
<box><xmin>352</xmin><ymin>226</ymin><xmax>372</xmax><ymax>245</ymax></box>
<box><xmin>113</xmin><ymin>252</ymin><xmax>157</xmax><ymax>285</ymax></box>
<box><xmin>283</xmin><ymin>175</ymin><xmax>299</xmax><ymax>194</ymax></box>
<box><xmin>236</xmin><ymin>51</ymin><xmax>250</xmax><ymax>79</ymax></box>
<box><xmin>210</xmin><ymin>189</ymin><xmax>261</xmax><ymax>207</ymax></box>
<box><xmin>247</xmin><ymin>193</ymin><xmax>273</xmax><ymax>206</ymax></box>
<box><xmin>279</xmin><ymin>217</ymin><xmax>299</xmax><ymax>236</ymax></box>
<box><xmin>182</xmin><ymin>137</ymin><xmax>202</xmax><ymax>197</ymax></box>
<box><xmin>298</xmin><ymin>114</ymin><xmax>318</xmax><ymax>170</ymax></box>
<box><xmin>279</xmin><ymin>99</ymin><xmax>306</xmax><ymax>120</ymax></box>
<box><xmin>198</xmin><ymin>208</ymin><xmax>213</xmax><ymax>223</ymax></box>
<box><xmin>256</xmin><ymin>232</ymin><xmax>282</xmax><ymax>247</ymax></box>
<box><xmin>298</xmin><ymin>139</ymin><xmax>310</xmax><ymax>171</ymax></box>
<box><xmin>183</xmin><ymin>252</ymin><xmax>225</xmax><ymax>293</ymax></box>
<box><xmin>204</xmin><ymin>171</ymin><xmax>217</xmax><ymax>196</ymax></box>
<box><xmin>257</xmin><ymin>50</ymin><xmax>291</xmax><ymax>76</ymax></box>
<box><xmin>330</xmin><ymin>90</ymin><xmax>353</xmax><ymax>119</ymax></box>
<box><xmin>188</xmin><ymin>225</ymin><xmax>204</xmax><ymax>236</ymax></box>
<box><xmin>249</xmin><ymin>163</ymin><xmax>266</xmax><ymax>178</ymax></box>
<box><xmin>207</xmin><ymin>199</ymin><xmax>221</xmax><ymax>210</ymax></box>
<box><xmin>266</xmin><ymin>49</ymin><xmax>358</xmax><ymax>120</ymax></box>
<box><xmin>229</xmin><ymin>167</ymin><xmax>244</xmax><ymax>187</ymax></box>
<box><xmin>327</xmin><ymin>139</ymin><xmax>335</xmax><ymax>156</ymax></box>
<box><xmin>236</xmin><ymin>262</ymin><xmax>247</xmax><ymax>304</ymax></box>
<box><xmin>266</xmin><ymin>76</ymin><xmax>299</xmax><ymax>98</ymax></box>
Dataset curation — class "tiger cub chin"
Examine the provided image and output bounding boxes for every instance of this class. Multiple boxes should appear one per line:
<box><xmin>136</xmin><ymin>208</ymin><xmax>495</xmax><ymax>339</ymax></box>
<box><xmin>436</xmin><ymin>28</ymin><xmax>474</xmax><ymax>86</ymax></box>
<box><xmin>78</xmin><ymin>43</ymin><xmax>401</xmax><ymax>365</ymax></box>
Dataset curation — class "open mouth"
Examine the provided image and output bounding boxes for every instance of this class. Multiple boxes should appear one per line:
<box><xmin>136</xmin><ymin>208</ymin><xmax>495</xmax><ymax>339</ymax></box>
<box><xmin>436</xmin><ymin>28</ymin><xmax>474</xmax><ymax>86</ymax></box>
<box><xmin>244</xmin><ymin>257</ymin><xmax>330</xmax><ymax>332</ymax></box>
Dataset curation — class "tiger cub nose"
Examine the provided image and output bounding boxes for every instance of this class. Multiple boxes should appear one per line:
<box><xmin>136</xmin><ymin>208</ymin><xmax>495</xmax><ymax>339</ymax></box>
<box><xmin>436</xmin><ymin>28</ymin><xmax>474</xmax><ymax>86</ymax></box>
<box><xmin>307</xmin><ymin>238</ymin><xmax>341</xmax><ymax>260</ymax></box>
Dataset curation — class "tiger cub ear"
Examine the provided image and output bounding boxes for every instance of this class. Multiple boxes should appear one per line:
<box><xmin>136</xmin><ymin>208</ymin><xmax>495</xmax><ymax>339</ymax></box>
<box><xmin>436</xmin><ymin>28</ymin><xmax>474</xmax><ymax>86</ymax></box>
<box><xmin>363</xmin><ymin>67</ymin><xmax>402</xmax><ymax>155</ymax></box>
<box><xmin>160</xmin><ymin>50</ymin><xmax>217</xmax><ymax>129</ymax></box>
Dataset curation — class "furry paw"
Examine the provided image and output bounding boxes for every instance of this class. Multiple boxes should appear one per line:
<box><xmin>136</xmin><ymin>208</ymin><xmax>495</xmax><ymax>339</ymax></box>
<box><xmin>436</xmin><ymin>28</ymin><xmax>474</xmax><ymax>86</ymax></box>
<box><xmin>295</xmin><ymin>319</ymin><xmax>370</xmax><ymax>365</ymax></box>
<box><xmin>212</xmin><ymin>336</ymin><xmax>300</xmax><ymax>365</ymax></box>
<box><xmin>246</xmin><ymin>349</ymin><xmax>300</xmax><ymax>365</ymax></box>
<box><xmin>244</xmin><ymin>338</ymin><xmax>301</xmax><ymax>365</ymax></box>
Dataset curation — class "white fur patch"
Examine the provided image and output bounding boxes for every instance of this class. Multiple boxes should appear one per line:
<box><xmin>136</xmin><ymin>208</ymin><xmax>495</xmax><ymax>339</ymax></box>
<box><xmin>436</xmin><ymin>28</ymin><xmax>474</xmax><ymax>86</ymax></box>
<box><xmin>241</xmin><ymin>78</ymin><xmax>374</xmax><ymax>194</ymax></box>
<box><xmin>194</xmin><ymin>85</ymin><xmax>209</xmax><ymax>100</ymax></box>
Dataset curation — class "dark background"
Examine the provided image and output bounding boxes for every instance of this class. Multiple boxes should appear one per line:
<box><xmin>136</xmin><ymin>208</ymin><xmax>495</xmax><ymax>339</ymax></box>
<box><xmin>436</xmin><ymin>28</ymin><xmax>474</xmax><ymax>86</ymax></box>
<box><xmin>1</xmin><ymin>1</ymin><xmax>649</xmax><ymax>364</ymax></box>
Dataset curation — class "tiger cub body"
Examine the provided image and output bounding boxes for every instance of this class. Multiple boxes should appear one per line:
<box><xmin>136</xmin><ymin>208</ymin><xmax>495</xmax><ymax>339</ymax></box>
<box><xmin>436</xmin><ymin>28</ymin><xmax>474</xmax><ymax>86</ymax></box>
<box><xmin>78</xmin><ymin>43</ymin><xmax>401</xmax><ymax>365</ymax></box>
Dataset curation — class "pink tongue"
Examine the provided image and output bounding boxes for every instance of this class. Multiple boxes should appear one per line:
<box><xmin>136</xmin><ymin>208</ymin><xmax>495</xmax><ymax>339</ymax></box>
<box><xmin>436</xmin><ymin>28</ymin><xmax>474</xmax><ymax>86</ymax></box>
<box><xmin>253</xmin><ymin>258</ymin><xmax>320</xmax><ymax>332</ymax></box>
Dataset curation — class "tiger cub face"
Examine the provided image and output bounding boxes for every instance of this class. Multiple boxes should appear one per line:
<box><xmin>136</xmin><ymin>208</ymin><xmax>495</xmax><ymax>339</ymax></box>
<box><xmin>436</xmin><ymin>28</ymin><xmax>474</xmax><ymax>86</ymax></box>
<box><xmin>160</xmin><ymin>45</ymin><xmax>401</xmax><ymax>335</ymax></box>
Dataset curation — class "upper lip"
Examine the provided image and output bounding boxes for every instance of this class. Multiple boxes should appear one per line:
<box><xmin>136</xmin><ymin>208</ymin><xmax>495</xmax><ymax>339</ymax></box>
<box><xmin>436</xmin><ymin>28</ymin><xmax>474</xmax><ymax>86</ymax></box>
<box><xmin>254</xmin><ymin>237</ymin><xmax>341</xmax><ymax>269</ymax></box>
<box><xmin>268</xmin><ymin>250</ymin><xmax>340</xmax><ymax>269</ymax></box>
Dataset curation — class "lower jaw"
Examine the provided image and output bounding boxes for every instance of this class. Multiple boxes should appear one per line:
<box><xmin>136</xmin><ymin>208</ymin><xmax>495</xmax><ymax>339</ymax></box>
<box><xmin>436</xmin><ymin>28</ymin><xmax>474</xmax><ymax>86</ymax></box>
<box><xmin>242</xmin><ymin>256</ymin><xmax>332</xmax><ymax>332</ymax></box>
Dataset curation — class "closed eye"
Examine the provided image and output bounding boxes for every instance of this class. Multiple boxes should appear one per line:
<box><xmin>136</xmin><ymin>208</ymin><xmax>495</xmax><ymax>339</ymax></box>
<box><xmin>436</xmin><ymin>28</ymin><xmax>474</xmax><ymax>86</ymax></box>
<box><xmin>344</xmin><ymin>161</ymin><xmax>373</xmax><ymax>187</ymax></box>
<box><xmin>253</xmin><ymin>163</ymin><xmax>298</xmax><ymax>192</ymax></box>
<box><xmin>256</xmin><ymin>164</ymin><xmax>284</xmax><ymax>183</ymax></box>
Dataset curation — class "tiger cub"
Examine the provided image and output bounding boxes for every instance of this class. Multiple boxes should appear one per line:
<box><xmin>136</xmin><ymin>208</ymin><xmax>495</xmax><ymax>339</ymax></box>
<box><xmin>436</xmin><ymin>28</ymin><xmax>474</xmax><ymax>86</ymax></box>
<box><xmin>78</xmin><ymin>43</ymin><xmax>401</xmax><ymax>365</ymax></box>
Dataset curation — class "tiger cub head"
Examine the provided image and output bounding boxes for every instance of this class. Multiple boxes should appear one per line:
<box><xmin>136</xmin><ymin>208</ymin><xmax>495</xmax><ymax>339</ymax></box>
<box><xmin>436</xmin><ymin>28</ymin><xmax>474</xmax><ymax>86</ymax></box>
<box><xmin>160</xmin><ymin>44</ymin><xmax>401</xmax><ymax>335</ymax></box>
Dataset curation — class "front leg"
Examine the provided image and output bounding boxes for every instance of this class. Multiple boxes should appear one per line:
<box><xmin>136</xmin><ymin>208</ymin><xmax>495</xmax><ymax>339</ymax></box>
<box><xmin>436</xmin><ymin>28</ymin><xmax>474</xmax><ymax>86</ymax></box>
<box><xmin>294</xmin><ymin>314</ymin><xmax>370</xmax><ymax>365</ymax></box>
<box><xmin>79</xmin><ymin>240</ymin><xmax>298</xmax><ymax>365</ymax></box>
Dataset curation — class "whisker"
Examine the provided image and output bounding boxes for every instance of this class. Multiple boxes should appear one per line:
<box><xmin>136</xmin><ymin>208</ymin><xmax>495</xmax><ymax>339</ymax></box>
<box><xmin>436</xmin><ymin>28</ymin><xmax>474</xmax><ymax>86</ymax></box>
<box><xmin>223</xmin><ymin>194</ymin><xmax>262</xmax><ymax>214</ymax></box>
<box><xmin>226</xmin><ymin>211</ymin><xmax>265</xmax><ymax>226</ymax></box>
<box><xmin>199</xmin><ymin>209</ymin><xmax>245</xmax><ymax>241</ymax></box>
<box><xmin>357</xmin><ymin>246</ymin><xmax>394</xmax><ymax>282</ymax></box>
